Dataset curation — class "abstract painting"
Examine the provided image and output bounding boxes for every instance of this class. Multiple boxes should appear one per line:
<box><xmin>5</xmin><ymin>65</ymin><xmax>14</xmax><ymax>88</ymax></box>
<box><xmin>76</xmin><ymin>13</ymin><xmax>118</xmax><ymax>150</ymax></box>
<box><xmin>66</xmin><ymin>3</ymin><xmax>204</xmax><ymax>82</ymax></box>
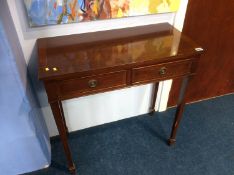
<box><xmin>24</xmin><ymin>0</ymin><xmax>181</xmax><ymax>27</ymax></box>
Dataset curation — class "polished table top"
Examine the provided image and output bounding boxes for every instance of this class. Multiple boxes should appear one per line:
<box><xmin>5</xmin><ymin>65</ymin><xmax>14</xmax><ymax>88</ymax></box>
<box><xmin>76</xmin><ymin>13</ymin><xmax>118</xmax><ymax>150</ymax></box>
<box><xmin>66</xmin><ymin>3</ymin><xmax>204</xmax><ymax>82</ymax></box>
<box><xmin>38</xmin><ymin>23</ymin><xmax>202</xmax><ymax>80</ymax></box>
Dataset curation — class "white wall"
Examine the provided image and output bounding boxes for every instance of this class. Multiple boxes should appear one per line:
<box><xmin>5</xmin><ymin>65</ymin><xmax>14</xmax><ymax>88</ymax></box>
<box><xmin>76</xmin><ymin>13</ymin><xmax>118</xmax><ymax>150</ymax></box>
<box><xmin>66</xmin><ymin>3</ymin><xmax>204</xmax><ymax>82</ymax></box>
<box><xmin>7</xmin><ymin>0</ymin><xmax>188</xmax><ymax>137</ymax></box>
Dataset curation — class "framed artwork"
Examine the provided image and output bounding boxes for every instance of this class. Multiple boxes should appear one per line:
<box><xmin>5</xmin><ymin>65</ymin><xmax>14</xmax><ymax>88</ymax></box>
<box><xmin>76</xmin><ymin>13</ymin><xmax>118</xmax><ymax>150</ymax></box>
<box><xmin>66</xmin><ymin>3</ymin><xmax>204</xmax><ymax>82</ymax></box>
<box><xmin>24</xmin><ymin>0</ymin><xmax>181</xmax><ymax>27</ymax></box>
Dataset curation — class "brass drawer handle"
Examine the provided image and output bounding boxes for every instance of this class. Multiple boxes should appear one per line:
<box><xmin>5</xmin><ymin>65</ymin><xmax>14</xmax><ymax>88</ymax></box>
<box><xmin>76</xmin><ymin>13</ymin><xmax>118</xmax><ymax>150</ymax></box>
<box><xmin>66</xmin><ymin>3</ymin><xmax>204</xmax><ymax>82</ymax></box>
<box><xmin>159</xmin><ymin>67</ymin><xmax>167</xmax><ymax>75</ymax></box>
<box><xmin>88</xmin><ymin>79</ymin><xmax>98</xmax><ymax>88</ymax></box>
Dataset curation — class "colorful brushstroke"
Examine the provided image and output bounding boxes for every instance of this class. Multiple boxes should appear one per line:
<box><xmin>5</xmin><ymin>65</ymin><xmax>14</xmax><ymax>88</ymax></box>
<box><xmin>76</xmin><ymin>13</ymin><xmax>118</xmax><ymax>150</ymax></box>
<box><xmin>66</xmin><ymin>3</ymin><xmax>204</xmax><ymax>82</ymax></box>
<box><xmin>24</xmin><ymin>0</ymin><xmax>181</xmax><ymax>27</ymax></box>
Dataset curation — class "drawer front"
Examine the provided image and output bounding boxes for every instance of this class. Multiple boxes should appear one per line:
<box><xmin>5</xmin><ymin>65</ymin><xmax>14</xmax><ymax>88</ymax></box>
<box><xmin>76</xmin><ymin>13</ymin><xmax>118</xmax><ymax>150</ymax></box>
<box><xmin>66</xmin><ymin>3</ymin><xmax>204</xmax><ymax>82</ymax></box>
<box><xmin>132</xmin><ymin>60</ymin><xmax>192</xmax><ymax>84</ymax></box>
<box><xmin>59</xmin><ymin>71</ymin><xmax>127</xmax><ymax>97</ymax></box>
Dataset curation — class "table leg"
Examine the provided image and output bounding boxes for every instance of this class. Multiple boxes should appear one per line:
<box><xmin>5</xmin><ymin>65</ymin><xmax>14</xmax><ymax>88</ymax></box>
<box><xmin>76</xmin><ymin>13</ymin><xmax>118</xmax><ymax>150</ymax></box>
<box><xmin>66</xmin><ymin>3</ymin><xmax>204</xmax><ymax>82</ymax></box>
<box><xmin>149</xmin><ymin>82</ymin><xmax>159</xmax><ymax>115</ymax></box>
<box><xmin>168</xmin><ymin>76</ymin><xmax>190</xmax><ymax>145</ymax></box>
<box><xmin>58</xmin><ymin>101</ymin><xmax>69</xmax><ymax>134</ymax></box>
<box><xmin>50</xmin><ymin>101</ymin><xmax>76</xmax><ymax>173</ymax></box>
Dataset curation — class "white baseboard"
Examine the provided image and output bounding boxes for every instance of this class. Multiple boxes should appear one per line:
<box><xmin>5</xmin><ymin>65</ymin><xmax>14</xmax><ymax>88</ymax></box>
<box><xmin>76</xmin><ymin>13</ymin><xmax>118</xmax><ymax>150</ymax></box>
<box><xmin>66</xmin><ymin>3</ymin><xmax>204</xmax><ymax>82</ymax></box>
<box><xmin>155</xmin><ymin>80</ymin><xmax>173</xmax><ymax>112</ymax></box>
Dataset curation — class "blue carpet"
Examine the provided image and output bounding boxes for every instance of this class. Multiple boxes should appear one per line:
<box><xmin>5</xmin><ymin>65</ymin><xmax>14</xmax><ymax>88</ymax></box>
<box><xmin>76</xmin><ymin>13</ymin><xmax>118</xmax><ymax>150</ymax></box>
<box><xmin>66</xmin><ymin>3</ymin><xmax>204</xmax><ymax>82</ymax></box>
<box><xmin>24</xmin><ymin>94</ymin><xmax>234</xmax><ymax>175</ymax></box>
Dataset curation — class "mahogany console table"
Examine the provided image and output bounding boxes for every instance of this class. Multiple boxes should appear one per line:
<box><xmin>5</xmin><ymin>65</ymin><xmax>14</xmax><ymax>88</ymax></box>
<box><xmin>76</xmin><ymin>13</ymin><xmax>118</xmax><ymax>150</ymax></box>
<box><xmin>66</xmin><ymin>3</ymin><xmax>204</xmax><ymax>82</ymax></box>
<box><xmin>38</xmin><ymin>23</ymin><xmax>203</xmax><ymax>173</ymax></box>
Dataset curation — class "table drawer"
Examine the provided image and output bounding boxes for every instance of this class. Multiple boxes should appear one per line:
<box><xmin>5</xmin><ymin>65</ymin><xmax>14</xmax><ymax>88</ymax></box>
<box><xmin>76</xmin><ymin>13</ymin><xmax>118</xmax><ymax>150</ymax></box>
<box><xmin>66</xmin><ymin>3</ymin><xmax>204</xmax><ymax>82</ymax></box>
<box><xmin>59</xmin><ymin>71</ymin><xmax>127</xmax><ymax>97</ymax></box>
<box><xmin>132</xmin><ymin>60</ymin><xmax>192</xmax><ymax>84</ymax></box>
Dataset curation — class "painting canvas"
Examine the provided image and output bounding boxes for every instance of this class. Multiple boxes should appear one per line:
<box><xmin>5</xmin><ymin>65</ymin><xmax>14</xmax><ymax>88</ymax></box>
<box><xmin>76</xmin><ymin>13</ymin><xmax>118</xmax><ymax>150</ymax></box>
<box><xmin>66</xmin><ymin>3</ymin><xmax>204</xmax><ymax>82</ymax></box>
<box><xmin>24</xmin><ymin>0</ymin><xmax>181</xmax><ymax>27</ymax></box>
